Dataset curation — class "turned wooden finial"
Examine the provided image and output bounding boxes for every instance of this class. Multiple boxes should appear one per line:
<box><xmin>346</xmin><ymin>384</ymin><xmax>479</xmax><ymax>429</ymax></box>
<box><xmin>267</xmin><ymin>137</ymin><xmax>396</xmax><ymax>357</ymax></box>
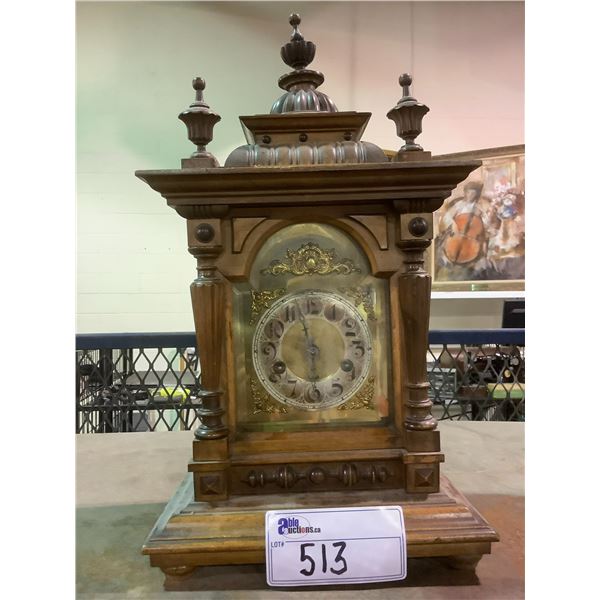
<box><xmin>289</xmin><ymin>13</ymin><xmax>303</xmax><ymax>41</ymax></box>
<box><xmin>272</xmin><ymin>13</ymin><xmax>337</xmax><ymax>113</ymax></box>
<box><xmin>399</xmin><ymin>73</ymin><xmax>415</xmax><ymax>101</ymax></box>
<box><xmin>386</xmin><ymin>72</ymin><xmax>431</xmax><ymax>160</ymax></box>
<box><xmin>192</xmin><ymin>77</ymin><xmax>207</xmax><ymax>104</ymax></box>
<box><xmin>178</xmin><ymin>76</ymin><xmax>221</xmax><ymax>168</ymax></box>
<box><xmin>280</xmin><ymin>12</ymin><xmax>316</xmax><ymax>70</ymax></box>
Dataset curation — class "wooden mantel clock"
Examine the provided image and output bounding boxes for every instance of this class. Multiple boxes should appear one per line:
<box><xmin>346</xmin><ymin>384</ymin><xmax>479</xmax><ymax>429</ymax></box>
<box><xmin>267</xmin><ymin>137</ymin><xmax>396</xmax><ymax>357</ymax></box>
<box><xmin>136</xmin><ymin>14</ymin><xmax>498</xmax><ymax>589</ymax></box>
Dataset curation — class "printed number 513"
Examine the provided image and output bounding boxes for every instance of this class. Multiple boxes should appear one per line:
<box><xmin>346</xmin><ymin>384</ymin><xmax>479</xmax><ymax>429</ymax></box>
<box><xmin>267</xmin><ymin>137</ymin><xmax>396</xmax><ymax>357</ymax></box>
<box><xmin>299</xmin><ymin>541</ymin><xmax>348</xmax><ymax>576</ymax></box>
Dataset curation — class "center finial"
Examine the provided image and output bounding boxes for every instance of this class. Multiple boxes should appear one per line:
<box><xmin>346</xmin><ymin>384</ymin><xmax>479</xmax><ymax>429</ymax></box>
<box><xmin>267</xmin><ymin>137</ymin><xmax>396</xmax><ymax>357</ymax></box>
<box><xmin>289</xmin><ymin>13</ymin><xmax>303</xmax><ymax>41</ymax></box>
<box><xmin>280</xmin><ymin>12</ymin><xmax>315</xmax><ymax>70</ymax></box>
<box><xmin>271</xmin><ymin>13</ymin><xmax>338</xmax><ymax>113</ymax></box>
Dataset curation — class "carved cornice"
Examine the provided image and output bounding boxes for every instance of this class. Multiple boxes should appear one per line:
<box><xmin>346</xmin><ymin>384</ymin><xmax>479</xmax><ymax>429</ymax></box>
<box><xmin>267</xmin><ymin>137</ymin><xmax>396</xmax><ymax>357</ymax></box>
<box><xmin>174</xmin><ymin>205</ymin><xmax>229</xmax><ymax>220</ymax></box>
<box><xmin>136</xmin><ymin>161</ymin><xmax>480</xmax><ymax>213</ymax></box>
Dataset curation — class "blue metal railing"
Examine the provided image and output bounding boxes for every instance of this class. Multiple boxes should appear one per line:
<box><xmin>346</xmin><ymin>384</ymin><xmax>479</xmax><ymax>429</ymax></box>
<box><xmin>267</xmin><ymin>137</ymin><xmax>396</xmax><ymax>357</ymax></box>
<box><xmin>76</xmin><ymin>329</ymin><xmax>525</xmax><ymax>350</ymax></box>
<box><xmin>428</xmin><ymin>329</ymin><xmax>524</xmax><ymax>345</ymax></box>
<box><xmin>76</xmin><ymin>332</ymin><xmax>197</xmax><ymax>350</ymax></box>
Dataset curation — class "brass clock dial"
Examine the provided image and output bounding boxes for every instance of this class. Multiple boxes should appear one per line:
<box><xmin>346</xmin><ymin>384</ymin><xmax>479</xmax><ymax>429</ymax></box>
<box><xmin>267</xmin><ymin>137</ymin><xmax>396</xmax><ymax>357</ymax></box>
<box><xmin>252</xmin><ymin>290</ymin><xmax>373</xmax><ymax>410</ymax></box>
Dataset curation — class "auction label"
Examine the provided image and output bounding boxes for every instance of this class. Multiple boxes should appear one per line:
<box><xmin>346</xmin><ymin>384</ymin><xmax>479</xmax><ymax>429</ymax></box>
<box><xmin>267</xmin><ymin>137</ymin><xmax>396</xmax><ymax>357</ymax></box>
<box><xmin>265</xmin><ymin>506</ymin><xmax>406</xmax><ymax>587</ymax></box>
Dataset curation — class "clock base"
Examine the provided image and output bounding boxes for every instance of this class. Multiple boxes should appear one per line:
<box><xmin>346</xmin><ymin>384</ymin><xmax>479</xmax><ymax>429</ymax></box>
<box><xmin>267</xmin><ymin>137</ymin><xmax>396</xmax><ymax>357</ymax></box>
<box><xmin>142</xmin><ymin>473</ymin><xmax>499</xmax><ymax>590</ymax></box>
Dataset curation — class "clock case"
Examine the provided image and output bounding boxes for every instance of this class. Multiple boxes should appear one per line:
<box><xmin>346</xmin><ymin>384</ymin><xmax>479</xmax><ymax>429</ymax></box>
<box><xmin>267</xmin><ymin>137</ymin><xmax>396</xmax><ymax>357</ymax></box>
<box><xmin>136</xmin><ymin>17</ymin><xmax>498</xmax><ymax>588</ymax></box>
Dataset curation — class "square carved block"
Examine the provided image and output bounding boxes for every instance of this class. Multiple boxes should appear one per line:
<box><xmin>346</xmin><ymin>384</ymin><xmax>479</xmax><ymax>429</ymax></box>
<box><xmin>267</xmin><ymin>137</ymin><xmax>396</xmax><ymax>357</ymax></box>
<box><xmin>192</xmin><ymin>437</ymin><xmax>229</xmax><ymax>462</ymax></box>
<box><xmin>193</xmin><ymin>471</ymin><xmax>228</xmax><ymax>501</ymax></box>
<box><xmin>399</xmin><ymin>212</ymin><xmax>433</xmax><ymax>241</ymax></box>
<box><xmin>405</xmin><ymin>463</ymin><xmax>440</xmax><ymax>494</ymax></box>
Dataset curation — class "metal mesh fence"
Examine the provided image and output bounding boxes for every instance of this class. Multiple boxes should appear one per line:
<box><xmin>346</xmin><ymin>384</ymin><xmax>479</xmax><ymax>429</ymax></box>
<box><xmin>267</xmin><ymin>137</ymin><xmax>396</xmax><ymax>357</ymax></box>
<box><xmin>76</xmin><ymin>330</ymin><xmax>524</xmax><ymax>433</ymax></box>
<box><xmin>76</xmin><ymin>333</ymin><xmax>199</xmax><ymax>433</ymax></box>
<box><xmin>428</xmin><ymin>341</ymin><xmax>524</xmax><ymax>422</ymax></box>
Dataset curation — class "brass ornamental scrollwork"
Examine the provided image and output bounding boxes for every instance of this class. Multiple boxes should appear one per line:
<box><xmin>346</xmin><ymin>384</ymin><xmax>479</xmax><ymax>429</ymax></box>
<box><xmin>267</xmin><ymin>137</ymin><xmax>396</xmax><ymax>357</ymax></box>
<box><xmin>250</xmin><ymin>377</ymin><xmax>288</xmax><ymax>415</ymax></box>
<box><xmin>340</xmin><ymin>285</ymin><xmax>376</xmax><ymax>321</ymax></box>
<box><xmin>337</xmin><ymin>375</ymin><xmax>376</xmax><ymax>411</ymax></box>
<box><xmin>261</xmin><ymin>242</ymin><xmax>360</xmax><ymax>276</ymax></box>
<box><xmin>249</xmin><ymin>288</ymin><xmax>286</xmax><ymax>324</ymax></box>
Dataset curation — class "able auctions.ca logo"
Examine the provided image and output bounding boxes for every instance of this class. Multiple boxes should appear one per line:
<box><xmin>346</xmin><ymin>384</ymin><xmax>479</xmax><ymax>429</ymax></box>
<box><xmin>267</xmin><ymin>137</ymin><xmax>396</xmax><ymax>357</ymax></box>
<box><xmin>277</xmin><ymin>515</ymin><xmax>322</xmax><ymax>538</ymax></box>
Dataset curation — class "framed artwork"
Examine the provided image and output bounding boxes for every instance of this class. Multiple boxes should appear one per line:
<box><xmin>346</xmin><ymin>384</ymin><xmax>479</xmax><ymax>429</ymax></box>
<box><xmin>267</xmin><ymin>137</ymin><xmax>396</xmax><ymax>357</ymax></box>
<box><xmin>430</xmin><ymin>145</ymin><xmax>525</xmax><ymax>292</ymax></box>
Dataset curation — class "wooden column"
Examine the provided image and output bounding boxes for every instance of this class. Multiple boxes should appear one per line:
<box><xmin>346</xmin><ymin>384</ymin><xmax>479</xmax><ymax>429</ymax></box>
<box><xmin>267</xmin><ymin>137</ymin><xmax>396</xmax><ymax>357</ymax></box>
<box><xmin>396</xmin><ymin>212</ymin><xmax>443</xmax><ymax>494</ymax></box>
<box><xmin>186</xmin><ymin>219</ymin><xmax>230</xmax><ymax>501</ymax></box>
<box><xmin>397</xmin><ymin>236</ymin><xmax>436</xmax><ymax>433</ymax></box>
<box><xmin>190</xmin><ymin>255</ymin><xmax>227</xmax><ymax>440</ymax></box>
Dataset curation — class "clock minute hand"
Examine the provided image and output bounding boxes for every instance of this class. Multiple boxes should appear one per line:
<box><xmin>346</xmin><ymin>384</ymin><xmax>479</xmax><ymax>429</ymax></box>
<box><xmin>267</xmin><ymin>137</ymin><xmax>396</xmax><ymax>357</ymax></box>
<box><xmin>294</xmin><ymin>300</ymin><xmax>319</xmax><ymax>382</ymax></box>
<box><xmin>295</xmin><ymin>300</ymin><xmax>312</xmax><ymax>342</ymax></box>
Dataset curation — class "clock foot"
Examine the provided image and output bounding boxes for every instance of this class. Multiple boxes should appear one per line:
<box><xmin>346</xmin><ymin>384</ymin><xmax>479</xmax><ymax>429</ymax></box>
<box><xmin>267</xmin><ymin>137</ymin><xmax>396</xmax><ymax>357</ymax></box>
<box><xmin>160</xmin><ymin>565</ymin><xmax>196</xmax><ymax>590</ymax></box>
<box><xmin>436</xmin><ymin>554</ymin><xmax>483</xmax><ymax>571</ymax></box>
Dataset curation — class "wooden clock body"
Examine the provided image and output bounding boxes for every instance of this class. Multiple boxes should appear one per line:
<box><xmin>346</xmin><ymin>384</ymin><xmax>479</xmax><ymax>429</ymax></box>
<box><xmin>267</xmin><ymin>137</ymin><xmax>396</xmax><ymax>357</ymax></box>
<box><xmin>135</xmin><ymin>24</ymin><xmax>498</xmax><ymax>586</ymax></box>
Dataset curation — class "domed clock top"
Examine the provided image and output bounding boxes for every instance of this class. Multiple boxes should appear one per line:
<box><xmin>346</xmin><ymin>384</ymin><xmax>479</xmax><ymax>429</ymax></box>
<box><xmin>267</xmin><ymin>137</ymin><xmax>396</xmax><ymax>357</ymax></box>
<box><xmin>171</xmin><ymin>13</ymin><xmax>436</xmax><ymax>168</ymax></box>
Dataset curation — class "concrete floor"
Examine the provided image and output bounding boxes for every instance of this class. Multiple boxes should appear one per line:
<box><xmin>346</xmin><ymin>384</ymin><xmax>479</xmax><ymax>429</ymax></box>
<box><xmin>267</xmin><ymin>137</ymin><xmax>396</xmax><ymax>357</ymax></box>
<box><xmin>76</xmin><ymin>421</ymin><xmax>524</xmax><ymax>599</ymax></box>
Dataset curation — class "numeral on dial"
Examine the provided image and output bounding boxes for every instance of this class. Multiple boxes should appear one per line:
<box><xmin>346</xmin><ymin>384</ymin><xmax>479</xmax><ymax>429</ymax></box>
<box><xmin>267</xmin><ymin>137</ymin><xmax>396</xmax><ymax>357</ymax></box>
<box><xmin>344</xmin><ymin>317</ymin><xmax>356</xmax><ymax>329</ymax></box>
<box><xmin>284</xmin><ymin>305</ymin><xmax>297</xmax><ymax>323</ymax></box>
<box><xmin>324</xmin><ymin>303</ymin><xmax>344</xmax><ymax>322</ymax></box>
<box><xmin>330</xmin><ymin>382</ymin><xmax>343</xmax><ymax>397</ymax></box>
<box><xmin>265</xmin><ymin>319</ymin><xmax>284</xmax><ymax>339</ymax></box>
<box><xmin>261</xmin><ymin>342</ymin><xmax>277</xmax><ymax>360</ymax></box>
<box><xmin>351</xmin><ymin>340</ymin><xmax>365</xmax><ymax>357</ymax></box>
<box><xmin>304</xmin><ymin>297</ymin><xmax>322</xmax><ymax>315</ymax></box>
<box><xmin>286</xmin><ymin>378</ymin><xmax>299</xmax><ymax>397</ymax></box>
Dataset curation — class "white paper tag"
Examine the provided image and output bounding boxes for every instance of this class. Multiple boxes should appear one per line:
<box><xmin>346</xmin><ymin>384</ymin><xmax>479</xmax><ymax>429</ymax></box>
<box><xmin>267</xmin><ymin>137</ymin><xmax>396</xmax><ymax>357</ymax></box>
<box><xmin>265</xmin><ymin>506</ymin><xmax>407</xmax><ymax>587</ymax></box>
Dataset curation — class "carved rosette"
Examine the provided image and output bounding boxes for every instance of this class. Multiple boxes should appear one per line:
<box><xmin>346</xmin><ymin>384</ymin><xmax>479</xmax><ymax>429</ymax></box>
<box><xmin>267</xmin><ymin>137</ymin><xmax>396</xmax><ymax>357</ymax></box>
<box><xmin>261</xmin><ymin>242</ymin><xmax>360</xmax><ymax>276</ymax></box>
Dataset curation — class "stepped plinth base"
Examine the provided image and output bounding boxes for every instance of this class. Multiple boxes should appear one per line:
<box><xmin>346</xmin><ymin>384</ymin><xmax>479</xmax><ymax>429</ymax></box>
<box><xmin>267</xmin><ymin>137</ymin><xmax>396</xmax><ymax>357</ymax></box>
<box><xmin>142</xmin><ymin>474</ymin><xmax>498</xmax><ymax>590</ymax></box>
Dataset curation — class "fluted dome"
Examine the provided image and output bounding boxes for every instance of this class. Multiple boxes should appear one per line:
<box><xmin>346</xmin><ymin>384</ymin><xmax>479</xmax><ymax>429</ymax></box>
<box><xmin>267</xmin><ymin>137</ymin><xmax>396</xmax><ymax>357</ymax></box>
<box><xmin>271</xmin><ymin>70</ymin><xmax>337</xmax><ymax>114</ymax></box>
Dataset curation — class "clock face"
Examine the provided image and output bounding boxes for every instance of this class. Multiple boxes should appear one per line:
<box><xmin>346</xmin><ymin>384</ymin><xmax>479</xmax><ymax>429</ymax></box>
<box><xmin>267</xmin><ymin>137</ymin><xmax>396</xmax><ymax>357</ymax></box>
<box><xmin>252</xmin><ymin>290</ymin><xmax>373</xmax><ymax>410</ymax></box>
<box><xmin>232</xmin><ymin>222</ymin><xmax>390</xmax><ymax>429</ymax></box>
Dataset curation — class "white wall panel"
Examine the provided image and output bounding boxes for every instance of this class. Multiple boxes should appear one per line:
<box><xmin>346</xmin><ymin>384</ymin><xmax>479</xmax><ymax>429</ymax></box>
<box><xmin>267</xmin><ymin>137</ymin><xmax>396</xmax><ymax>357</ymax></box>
<box><xmin>77</xmin><ymin>1</ymin><xmax>524</xmax><ymax>333</ymax></box>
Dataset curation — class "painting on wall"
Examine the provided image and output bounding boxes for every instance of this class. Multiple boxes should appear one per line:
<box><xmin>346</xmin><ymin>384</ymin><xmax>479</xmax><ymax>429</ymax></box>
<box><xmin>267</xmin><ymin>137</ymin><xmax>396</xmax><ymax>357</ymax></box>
<box><xmin>431</xmin><ymin>145</ymin><xmax>525</xmax><ymax>291</ymax></box>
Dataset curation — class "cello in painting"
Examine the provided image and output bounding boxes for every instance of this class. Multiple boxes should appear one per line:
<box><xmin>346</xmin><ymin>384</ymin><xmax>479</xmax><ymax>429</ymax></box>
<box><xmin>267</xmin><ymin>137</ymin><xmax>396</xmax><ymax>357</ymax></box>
<box><xmin>439</xmin><ymin>182</ymin><xmax>488</xmax><ymax>266</ymax></box>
